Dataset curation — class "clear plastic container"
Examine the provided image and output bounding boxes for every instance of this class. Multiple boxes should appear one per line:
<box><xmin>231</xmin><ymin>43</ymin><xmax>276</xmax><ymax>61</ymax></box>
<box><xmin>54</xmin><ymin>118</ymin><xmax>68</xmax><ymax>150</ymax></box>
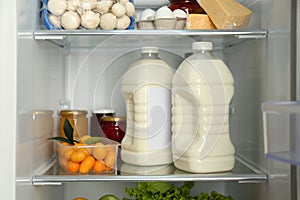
<box><xmin>56</xmin><ymin>137</ymin><xmax>120</xmax><ymax>174</ymax></box>
<box><xmin>262</xmin><ymin>101</ymin><xmax>300</xmax><ymax>166</ymax></box>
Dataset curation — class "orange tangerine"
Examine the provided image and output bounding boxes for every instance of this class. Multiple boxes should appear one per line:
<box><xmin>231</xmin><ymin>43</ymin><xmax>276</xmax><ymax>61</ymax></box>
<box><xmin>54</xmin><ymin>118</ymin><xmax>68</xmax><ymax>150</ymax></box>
<box><xmin>104</xmin><ymin>150</ymin><xmax>116</xmax><ymax>168</ymax></box>
<box><xmin>61</xmin><ymin>141</ymin><xmax>72</xmax><ymax>146</ymax></box>
<box><xmin>93</xmin><ymin>160</ymin><xmax>106</xmax><ymax>173</ymax></box>
<box><xmin>79</xmin><ymin>155</ymin><xmax>95</xmax><ymax>174</ymax></box>
<box><xmin>93</xmin><ymin>142</ymin><xmax>107</xmax><ymax>160</ymax></box>
<box><xmin>71</xmin><ymin>149</ymin><xmax>87</xmax><ymax>163</ymax></box>
<box><xmin>105</xmin><ymin>166</ymin><xmax>113</xmax><ymax>171</ymax></box>
<box><xmin>65</xmin><ymin>148</ymin><xmax>75</xmax><ymax>160</ymax></box>
<box><xmin>81</xmin><ymin>147</ymin><xmax>91</xmax><ymax>156</ymax></box>
<box><xmin>67</xmin><ymin>161</ymin><xmax>80</xmax><ymax>173</ymax></box>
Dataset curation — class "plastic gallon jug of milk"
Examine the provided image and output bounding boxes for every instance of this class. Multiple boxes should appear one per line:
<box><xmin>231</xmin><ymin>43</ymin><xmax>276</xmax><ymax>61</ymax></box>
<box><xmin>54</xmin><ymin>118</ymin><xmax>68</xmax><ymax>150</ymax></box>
<box><xmin>121</xmin><ymin>47</ymin><xmax>174</xmax><ymax>166</ymax></box>
<box><xmin>172</xmin><ymin>42</ymin><xmax>235</xmax><ymax>173</ymax></box>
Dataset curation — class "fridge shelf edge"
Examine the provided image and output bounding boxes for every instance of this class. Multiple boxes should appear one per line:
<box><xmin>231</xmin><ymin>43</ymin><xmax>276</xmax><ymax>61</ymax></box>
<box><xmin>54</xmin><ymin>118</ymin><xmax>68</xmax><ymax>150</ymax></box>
<box><xmin>32</xmin><ymin>29</ymin><xmax>268</xmax><ymax>39</ymax></box>
<box><xmin>31</xmin><ymin>157</ymin><xmax>268</xmax><ymax>185</ymax></box>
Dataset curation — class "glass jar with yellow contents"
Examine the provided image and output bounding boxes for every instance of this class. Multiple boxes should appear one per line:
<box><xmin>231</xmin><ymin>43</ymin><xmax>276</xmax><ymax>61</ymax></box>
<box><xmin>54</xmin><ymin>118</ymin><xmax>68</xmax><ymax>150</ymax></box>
<box><xmin>59</xmin><ymin>110</ymin><xmax>88</xmax><ymax>139</ymax></box>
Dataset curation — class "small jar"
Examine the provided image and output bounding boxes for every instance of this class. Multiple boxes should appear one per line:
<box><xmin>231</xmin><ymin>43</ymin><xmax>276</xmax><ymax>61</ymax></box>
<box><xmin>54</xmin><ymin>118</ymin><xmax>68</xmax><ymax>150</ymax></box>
<box><xmin>90</xmin><ymin>109</ymin><xmax>116</xmax><ymax>137</ymax></box>
<box><xmin>101</xmin><ymin>116</ymin><xmax>126</xmax><ymax>143</ymax></box>
<box><xmin>59</xmin><ymin>110</ymin><xmax>88</xmax><ymax>139</ymax></box>
<box><xmin>168</xmin><ymin>0</ymin><xmax>205</xmax><ymax>14</ymax></box>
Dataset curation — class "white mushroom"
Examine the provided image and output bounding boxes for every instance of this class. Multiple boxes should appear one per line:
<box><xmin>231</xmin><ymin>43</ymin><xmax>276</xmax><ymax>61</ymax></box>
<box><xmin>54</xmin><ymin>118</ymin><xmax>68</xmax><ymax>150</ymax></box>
<box><xmin>61</xmin><ymin>11</ymin><xmax>81</xmax><ymax>30</ymax></box>
<box><xmin>100</xmin><ymin>13</ymin><xmax>117</xmax><ymax>30</ymax></box>
<box><xmin>124</xmin><ymin>1</ymin><xmax>135</xmax><ymax>17</ymax></box>
<box><xmin>94</xmin><ymin>1</ymin><xmax>109</xmax><ymax>14</ymax></box>
<box><xmin>104</xmin><ymin>0</ymin><xmax>114</xmax><ymax>9</ymax></box>
<box><xmin>48</xmin><ymin>0</ymin><xmax>67</xmax><ymax>16</ymax></box>
<box><xmin>81</xmin><ymin>10</ymin><xmax>100</xmax><ymax>29</ymax></box>
<box><xmin>76</xmin><ymin>6</ymin><xmax>84</xmax><ymax>15</ymax></box>
<box><xmin>116</xmin><ymin>15</ymin><xmax>130</xmax><ymax>30</ymax></box>
<box><xmin>66</xmin><ymin>0</ymin><xmax>81</xmax><ymax>11</ymax></box>
<box><xmin>118</xmin><ymin>0</ymin><xmax>129</xmax><ymax>5</ymax></box>
<box><xmin>48</xmin><ymin>14</ymin><xmax>62</xmax><ymax>28</ymax></box>
<box><xmin>81</xmin><ymin>0</ymin><xmax>97</xmax><ymax>10</ymax></box>
<box><xmin>111</xmin><ymin>3</ymin><xmax>126</xmax><ymax>18</ymax></box>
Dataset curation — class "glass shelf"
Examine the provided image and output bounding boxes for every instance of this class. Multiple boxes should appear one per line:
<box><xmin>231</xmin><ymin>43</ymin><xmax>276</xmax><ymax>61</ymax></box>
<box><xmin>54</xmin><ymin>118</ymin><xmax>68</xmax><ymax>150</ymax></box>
<box><xmin>32</xmin><ymin>29</ymin><xmax>268</xmax><ymax>48</ymax></box>
<box><xmin>32</xmin><ymin>156</ymin><xmax>267</xmax><ymax>185</ymax></box>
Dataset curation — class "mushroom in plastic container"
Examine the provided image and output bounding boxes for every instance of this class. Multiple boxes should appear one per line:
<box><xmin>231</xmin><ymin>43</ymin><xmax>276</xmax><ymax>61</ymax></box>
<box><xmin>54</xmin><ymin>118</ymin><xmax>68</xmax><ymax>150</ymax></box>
<box><xmin>81</xmin><ymin>0</ymin><xmax>97</xmax><ymax>10</ymax></box>
<box><xmin>66</xmin><ymin>0</ymin><xmax>80</xmax><ymax>11</ymax></box>
<box><xmin>111</xmin><ymin>3</ymin><xmax>126</xmax><ymax>18</ymax></box>
<box><xmin>47</xmin><ymin>0</ymin><xmax>67</xmax><ymax>16</ymax></box>
<box><xmin>94</xmin><ymin>1</ymin><xmax>110</xmax><ymax>14</ymax></box>
<box><xmin>119</xmin><ymin>0</ymin><xmax>129</xmax><ymax>4</ymax></box>
<box><xmin>48</xmin><ymin>14</ymin><xmax>62</xmax><ymax>28</ymax></box>
<box><xmin>117</xmin><ymin>15</ymin><xmax>131</xmax><ymax>30</ymax></box>
<box><xmin>61</xmin><ymin>11</ymin><xmax>81</xmax><ymax>30</ymax></box>
<box><xmin>124</xmin><ymin>1</ymin><xmax>135</xmax><ymax>17</ymax></box>
<box><xmin>100</xmin><ymin>13</ymin><xmax>117</xmax><ymax>30</ymax></box>
<box><xmin>81</xmin><ymin>10</ymin><xmax>100</xmax><ymax>29</ymax></box>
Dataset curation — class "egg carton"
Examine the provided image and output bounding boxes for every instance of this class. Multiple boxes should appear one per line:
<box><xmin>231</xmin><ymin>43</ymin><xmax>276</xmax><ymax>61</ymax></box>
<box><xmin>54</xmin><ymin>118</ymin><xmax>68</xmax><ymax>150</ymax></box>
<box><xmin>41</xmin><ymin>0</ymin><xmax>135</xmax><ymax>30</ymax></box>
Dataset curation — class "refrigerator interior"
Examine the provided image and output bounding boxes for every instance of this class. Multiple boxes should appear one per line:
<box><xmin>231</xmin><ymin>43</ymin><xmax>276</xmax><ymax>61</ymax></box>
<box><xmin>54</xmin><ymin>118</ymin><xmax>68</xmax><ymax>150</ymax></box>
<box><xmin>12</xmin><ymin>0</ymin><xmax>297</xmax><ymax>199</ymax></box>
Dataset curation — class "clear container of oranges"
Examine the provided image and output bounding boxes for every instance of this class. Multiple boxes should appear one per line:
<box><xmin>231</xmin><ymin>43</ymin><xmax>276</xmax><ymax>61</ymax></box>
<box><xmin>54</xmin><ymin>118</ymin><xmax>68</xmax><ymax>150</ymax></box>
<box><xmin>56</xmin><ymin>136</ymin><xmax>120</xmax><ymax>175</ymax></box>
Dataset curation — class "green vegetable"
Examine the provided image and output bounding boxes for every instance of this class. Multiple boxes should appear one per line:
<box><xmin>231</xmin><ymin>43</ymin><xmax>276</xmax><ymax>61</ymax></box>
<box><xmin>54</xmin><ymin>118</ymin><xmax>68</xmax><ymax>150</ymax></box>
<box><xmin>83</xmin><ymin>137</ymin><xmax>105</xmax><ymax>144</ymax></box>
<box><xmin>123</xmin><ymin>182</ymin><xmax>194</xmax><ymax>200</ymax></box>
<box><xmin>122</xmin><ymin>182</ymin><xmax>234</xmax><ymax>200</ymax></box>
<box><xmin>99</xmin><ymin>194</ymin><xmax>120</xmax><ymax>200</ymax></box>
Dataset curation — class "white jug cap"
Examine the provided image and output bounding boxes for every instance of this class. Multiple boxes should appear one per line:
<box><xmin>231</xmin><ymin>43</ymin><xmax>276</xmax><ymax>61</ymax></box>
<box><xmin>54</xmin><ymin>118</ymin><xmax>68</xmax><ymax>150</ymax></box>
<box><xmin>141</xmin><ymin>47</ymin><xmax>159</xmax><ymax>54</ymax></box>
<box><xmin>192</xmin><ymin>42</ymin><xmax>213</xmax><ymax>50</ymax></box>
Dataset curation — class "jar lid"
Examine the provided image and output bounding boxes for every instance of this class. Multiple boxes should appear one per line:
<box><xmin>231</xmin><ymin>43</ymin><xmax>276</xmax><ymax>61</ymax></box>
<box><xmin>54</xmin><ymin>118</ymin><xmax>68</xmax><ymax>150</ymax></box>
<box><xmin>101</xmin><ymin>116</ymin><xmax>126</xmax><ymax>122</ymax></box>
<box><xmin>91</xmin><ymin>109</ymin><xmax>116</xmax><ymax>114</ymax></box>
<box><xmin>141</xmin><ymin>47</ymin><xmax>159</xmax><ymax>54</ymax></box>
<box><xmin>192</xmin><ymin>42</ymin><xmax>213</xmax><ymax>51</ymax></box>
<box><xmin>59</xmin><ymin>110</ymin><xmax>88</xmax><ymax>116</ymax></box>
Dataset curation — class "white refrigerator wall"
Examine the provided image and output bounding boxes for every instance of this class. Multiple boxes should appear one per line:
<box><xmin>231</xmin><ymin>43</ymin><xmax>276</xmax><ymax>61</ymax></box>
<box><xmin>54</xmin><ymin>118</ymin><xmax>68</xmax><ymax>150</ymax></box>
<box><xmin>0</xmin><ymin>1</ymin><xmax>17</xmax><ymax>200</ymax></box>
<box><xmin>0</xmin><ymin>0</ymin><xmax>294</xmax><ymax>199</ymax></box>
<box><xmin>15</xmin><ymin>0</ymin><xmax>65</xmax><ymax>199</ymax></box>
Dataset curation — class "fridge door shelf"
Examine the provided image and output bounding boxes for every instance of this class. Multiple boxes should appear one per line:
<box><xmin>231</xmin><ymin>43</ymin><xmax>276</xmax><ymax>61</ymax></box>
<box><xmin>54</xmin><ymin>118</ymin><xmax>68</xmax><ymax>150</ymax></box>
<box><xmin>31</xmin><ymin>155</ymin><xmax>267</xmax><ymax>185</ymax></box>
<box><xmin>262</xmin><ymin>101</ymin><xmax>300</xmax><ymax>166</ymax></box>
<box><xmin>33</xmin><ymin>29</ymin><xmax>268</xmax><ymax>48</ymax></box>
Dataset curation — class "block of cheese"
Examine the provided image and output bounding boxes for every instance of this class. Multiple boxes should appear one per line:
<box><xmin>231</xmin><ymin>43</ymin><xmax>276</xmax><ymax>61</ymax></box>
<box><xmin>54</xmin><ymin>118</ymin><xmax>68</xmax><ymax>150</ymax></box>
<box><xmin>186</xmin><ymin>14</ymin><xmax>216</xmax><ymax>30</ymax></box>
<box><xmin>197</xmin><ymin>0</ymin><xmax>252</xmax><ymax>29</ymax></box>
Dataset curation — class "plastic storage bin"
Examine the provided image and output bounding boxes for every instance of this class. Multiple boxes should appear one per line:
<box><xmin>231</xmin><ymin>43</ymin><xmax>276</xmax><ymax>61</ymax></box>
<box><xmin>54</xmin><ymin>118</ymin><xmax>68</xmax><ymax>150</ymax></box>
<box><xmin>41</xmin><ymin>0</ymin><xmax>135</xmax><ymax>30</ymax></box>
<box><xmin>262</xmin><ymin>101</ymin><xmax>300</xmax><ymax>166</ymax></box>
<box><xmin>56</xmin><ymin>137</ymin><xmax>120</xmax><ymax>174</ymax></box>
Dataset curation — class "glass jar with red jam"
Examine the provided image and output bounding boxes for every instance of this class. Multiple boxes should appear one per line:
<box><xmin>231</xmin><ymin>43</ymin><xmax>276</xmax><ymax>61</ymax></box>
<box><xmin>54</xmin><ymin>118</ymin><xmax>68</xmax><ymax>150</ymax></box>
<box><xmin>168</xmin><ymin>0</ymin><xmax>205</xmax><ymax>14</ymax></box>
<box><xmin>101</xmin><ymin>116</ymin><xmax>126</xmax><ymax>143</ymax></box>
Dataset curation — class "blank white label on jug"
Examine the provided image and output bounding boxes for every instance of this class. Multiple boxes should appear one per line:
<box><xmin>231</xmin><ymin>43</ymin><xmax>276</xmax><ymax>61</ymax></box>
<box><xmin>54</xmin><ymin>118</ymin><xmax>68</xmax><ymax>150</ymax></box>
<box><xmin>147</xmin><ymin>87</ymin><xmax>172</xmax><ymax>150</ymax></box>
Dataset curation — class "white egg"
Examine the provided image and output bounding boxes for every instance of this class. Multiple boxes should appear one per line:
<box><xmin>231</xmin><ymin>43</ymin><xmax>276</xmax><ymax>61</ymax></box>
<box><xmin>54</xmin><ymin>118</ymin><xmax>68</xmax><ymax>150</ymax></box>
<box><xmin>155</xmin><ymin>6</ymin><xmax>174</xmax><ymax>19</ymax></box>
<box><xmin>173</xmin><ymin>9</ymin><xmax>187</xmax><ymax>18</ymax></box>
<box><xmin>140</xmin><ymin>8</ymin><xmax>155</xmax><ymax>21</ymax></box>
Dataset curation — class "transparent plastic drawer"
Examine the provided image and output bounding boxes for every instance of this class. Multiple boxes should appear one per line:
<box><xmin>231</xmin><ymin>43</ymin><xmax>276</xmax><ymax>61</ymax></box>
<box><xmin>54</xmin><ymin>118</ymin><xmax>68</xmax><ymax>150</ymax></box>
<box><xmin>262</xmin><ymin>101</ymin><xmax>300</xmax><ymax>165</ymax></box>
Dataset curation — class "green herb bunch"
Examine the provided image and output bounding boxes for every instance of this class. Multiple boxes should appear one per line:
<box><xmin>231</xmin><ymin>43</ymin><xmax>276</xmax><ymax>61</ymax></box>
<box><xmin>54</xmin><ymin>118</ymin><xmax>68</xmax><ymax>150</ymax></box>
<box><xmin>123</xmin><ymin>182</ymin><xmax>234</xmax><ymax>200</ymax></box>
